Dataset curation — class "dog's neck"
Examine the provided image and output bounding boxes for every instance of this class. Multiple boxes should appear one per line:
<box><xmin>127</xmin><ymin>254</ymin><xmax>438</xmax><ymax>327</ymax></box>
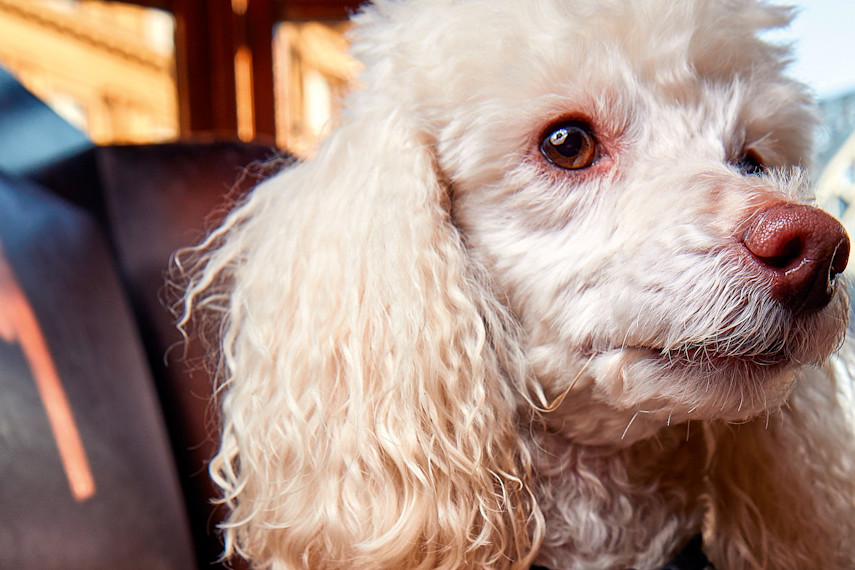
<box><xmin>530</xmin><ymin>418</ymin><xmax>709</xmax><ymax>569</ymax></box>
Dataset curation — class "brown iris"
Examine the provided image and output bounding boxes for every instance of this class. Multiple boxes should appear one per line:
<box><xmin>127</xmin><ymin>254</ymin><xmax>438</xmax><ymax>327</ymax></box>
<box><xmin>540</xmin><ymin>122</ymin><xmax>597</xmax><ymax>170</ymax></box>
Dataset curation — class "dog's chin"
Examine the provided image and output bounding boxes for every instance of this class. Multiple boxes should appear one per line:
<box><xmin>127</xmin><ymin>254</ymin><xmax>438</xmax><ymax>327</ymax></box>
<box><xmin>534</xmin><ymin>346</ymin><xmax>798</xmax><ymax>447</ymax></box>
<box><xmin>591</xmin><ymin>346</ymin><xmax>796</xmax><ymax>425</ymax></box>
<box><xmin>634</xmin><ymin>343</ymin><xmax>793</xmax><ymax>390</ymax></box>
<box><xmin>567</xmin><ymin>301</ymin><xmax>849</xmax><ymax>443</ymax></box>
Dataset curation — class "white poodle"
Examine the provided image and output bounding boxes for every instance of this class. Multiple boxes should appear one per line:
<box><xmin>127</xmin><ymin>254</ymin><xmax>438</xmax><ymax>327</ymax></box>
<box><xmin>179</xmin><ymin>0</ymin><xmax>855</xmax><ymax>568</ymax></box>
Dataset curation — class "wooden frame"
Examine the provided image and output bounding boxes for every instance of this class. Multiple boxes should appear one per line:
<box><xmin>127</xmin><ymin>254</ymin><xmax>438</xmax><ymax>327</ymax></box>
<box><xmin>115</xmin><ymin>0</ymin><xmax>361</xmax><ymax>141</ymax></box>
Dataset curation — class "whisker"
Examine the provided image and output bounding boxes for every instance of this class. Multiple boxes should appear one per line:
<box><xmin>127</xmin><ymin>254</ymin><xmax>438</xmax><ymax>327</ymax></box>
<box><xmin>622</xmin><ymin>411</ymin><xmax>640</xmax><ymax>440</ymax></box>
<box><xmin>540</xmin><ymin>353</ymin><xmax>595</xmax><ymax>413</ymax></box>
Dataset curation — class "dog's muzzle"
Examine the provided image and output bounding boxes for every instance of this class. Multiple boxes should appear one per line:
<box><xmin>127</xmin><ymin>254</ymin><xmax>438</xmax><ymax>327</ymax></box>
<box><xmin>741</xmin><ymin>202</ymin><xmax>850</xmax><ymax>313</ymax></box>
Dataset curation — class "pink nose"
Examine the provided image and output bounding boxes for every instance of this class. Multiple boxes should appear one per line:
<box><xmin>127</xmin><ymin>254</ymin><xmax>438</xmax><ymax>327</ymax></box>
<box><xmin>742</xmin><ymin>202</ymin><xmax>849</xmax><ymax>313</ymax></box>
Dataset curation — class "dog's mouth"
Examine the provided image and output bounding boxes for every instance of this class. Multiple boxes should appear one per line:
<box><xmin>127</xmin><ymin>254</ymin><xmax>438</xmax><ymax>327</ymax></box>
<box><xmin>564</xmin><ymin>341</ymin><xmax>800</xmax><ymax>430</ymax></box>
<box><xmin>611</xmin><ymin>303</ymin><xmax>845</xmax><ymax>377</ymax></box>
<box><xmin>564</xmin><ymin>293</ymin><xmax>848</xmax><ymax>428</ymax></box>
<box><xmin>601</xmin><ymin>334</ymin><xmax>800</xmax><ymax>381</ymax></box>
<box><xmin>651</xmin><ymin>344</ymin><xmax>790</xmax><ymax>370</ymax></box>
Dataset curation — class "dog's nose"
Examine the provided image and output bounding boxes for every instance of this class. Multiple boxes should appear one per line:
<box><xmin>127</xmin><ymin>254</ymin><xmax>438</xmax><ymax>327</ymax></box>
<box><xmin>742</xmin><ymin>202</ymin><xmax>849</xmax><ymax>313</ymax></box>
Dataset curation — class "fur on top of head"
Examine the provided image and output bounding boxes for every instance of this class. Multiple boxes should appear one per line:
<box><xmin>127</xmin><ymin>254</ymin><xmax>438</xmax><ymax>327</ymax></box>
<box><xmin>178</xmin><ymin>1</ymin><xmax>855</xmax><ymax>569</ymax></box>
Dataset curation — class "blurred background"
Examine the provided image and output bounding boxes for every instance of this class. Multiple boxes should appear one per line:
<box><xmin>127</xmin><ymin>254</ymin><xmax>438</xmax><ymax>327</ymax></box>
<box><xmin>772</xmin><ymin>0</ymin><xmax>855</xmax><ymax>238</ymax></box>
<box><xmin>0</xmin><ymin>0</ymin><xmax>361</xmax><ymax>165</ymax></box>
<box><xmin>0</xmin><ymin>1</ymin><xmax>852</xmax><ymax>569</ymax></box>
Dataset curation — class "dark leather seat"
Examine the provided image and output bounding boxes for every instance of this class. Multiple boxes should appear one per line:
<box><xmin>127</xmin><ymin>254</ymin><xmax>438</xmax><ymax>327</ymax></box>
<box><xmin>0</xmin><ymin>140</ymin><xmax>280</xmax><ymax>569</ymax></box>
<box><xmin>0</xmin><ymin>170</ymin><xmax>194</xmax><ymax>569</ymax></box>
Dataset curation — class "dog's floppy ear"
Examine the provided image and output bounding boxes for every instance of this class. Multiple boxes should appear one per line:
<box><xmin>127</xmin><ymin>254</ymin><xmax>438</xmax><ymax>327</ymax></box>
<box><xmin>705</xmin><ymin>365</ymin><xmax>855</xmax><ymax>568</ymax></box>
<box><xmin>179</xmin><ymin>104</ymin><xmax>542</xmax><ymax>568</ymax></box>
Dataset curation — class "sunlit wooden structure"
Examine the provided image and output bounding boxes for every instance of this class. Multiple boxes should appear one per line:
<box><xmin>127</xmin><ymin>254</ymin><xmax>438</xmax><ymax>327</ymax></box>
<box><xmin>0</xmin><ymin>0</ymin><xmax>178</xmax><ymax>144</ymax></box>
<box><xmin>0</xmin><ymin>0</ymin><xmax>361</xmax><ymax>150</ymax></box>
<box><xmin>128</xmin><ymin>0</ymin><xmax>362</xmax><ymax>145</ymax></box>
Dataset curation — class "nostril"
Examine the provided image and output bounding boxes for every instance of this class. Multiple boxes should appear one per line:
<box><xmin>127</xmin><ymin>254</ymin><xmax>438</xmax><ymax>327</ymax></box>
<box><xmin>753</xmin><ymin>236</ymin><xmax>802</xmax><ymax>269</ymax></box>
<box><xmin>741</xmin><ymin>202</ymin><xmax>849</xmax><ymax>313</ymax></box>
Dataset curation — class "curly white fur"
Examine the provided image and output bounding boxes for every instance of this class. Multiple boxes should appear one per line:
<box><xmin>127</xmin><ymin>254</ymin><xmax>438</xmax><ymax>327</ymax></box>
<box><xmin>178</xmin><ymin>1</ymin><xmax>855</xmax><ymax>568</ymax></box>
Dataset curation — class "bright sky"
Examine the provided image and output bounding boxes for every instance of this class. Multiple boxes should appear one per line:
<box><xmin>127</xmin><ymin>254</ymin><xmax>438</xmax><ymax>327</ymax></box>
<box><xmin>772</xmin><ymin>0</ymin><xmax>855</xmax><ymax>99</ymax></box>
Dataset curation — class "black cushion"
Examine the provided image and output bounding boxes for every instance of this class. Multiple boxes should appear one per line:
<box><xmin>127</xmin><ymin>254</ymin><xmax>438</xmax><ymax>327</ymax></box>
<box><xmin>0</xmin><ymin>171</ymin><xmax>195</xmax><ymax>568</ymax></box>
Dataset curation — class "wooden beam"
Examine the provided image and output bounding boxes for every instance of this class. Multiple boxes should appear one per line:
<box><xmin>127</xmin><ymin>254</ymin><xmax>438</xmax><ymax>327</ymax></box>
<box><xmin>242</xmin><ymin>0</ymin><xmax>277</xmax><ymax>142</ymax></box>
<box><xmin>110</xmin><ymin>0</ymin><xmax>359</xmax><ymax>142</ymax></box>
<box><xmin>172</xmin><ymin>0</ymin><xmax>238</xmax><ymax>136</ymax></box>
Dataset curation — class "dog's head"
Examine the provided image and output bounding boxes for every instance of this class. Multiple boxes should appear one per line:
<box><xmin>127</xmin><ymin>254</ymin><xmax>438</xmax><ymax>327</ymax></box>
<box><xmin>183</xmin><ymin>0</ymin><xmax>849</xmax><ymax>566</ymax></box>
<box><xmin>350</xmin><ymin>0</ymin><xmax>849</xmax><ymax>441</ymax></box>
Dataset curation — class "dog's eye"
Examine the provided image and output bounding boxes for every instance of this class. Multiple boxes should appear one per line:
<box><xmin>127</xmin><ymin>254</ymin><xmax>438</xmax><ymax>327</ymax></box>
<box><xmin>734</xmin><ymin>149</ymin><xmax>765</xmax><ymax>176</ymax></box>
<box><xmin>540</xmin><ymin>123</ymin><xmax>597</xmax><ymax>169</ymax></box>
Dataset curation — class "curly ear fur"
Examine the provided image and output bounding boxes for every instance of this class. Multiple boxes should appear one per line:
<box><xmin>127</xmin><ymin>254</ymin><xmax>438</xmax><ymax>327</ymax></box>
<box><xmin>179</xmin><ymin>104</ymin><xmax>544</xmax><ymax>568</ymax></box>
<box><xmin>705</xmin><ymin>361</ymin><xmax>855</xmax><ymax>569</ymax></box>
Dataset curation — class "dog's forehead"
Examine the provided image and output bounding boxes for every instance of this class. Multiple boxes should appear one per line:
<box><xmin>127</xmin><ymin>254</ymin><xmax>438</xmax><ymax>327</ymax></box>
<box><xmin>348</xmin><ymin>0</ymin><xmax>814</xmax><ymax>181</ymax></box>
<box><xmin>353</xmin><ymin>0</ymin><xmax>795</xmax><ymax>111</ymax></box>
